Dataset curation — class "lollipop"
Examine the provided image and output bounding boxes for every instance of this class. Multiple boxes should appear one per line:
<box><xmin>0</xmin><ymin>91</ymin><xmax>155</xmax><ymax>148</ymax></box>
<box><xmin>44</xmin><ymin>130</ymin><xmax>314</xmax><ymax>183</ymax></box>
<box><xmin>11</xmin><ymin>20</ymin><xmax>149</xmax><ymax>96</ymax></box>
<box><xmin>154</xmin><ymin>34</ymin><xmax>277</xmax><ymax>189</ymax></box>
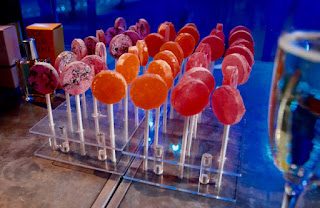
<box><xmin>175</xmin><ymin>33</ymin><xmax>195</xmax><ymax>59</ymax></box>
<box><xmin>161</xmin><ymin>22</ymin><xmax>176</xmax><ymax>41</ymax></box>
<box><xmin>96</xmin><ymin>29</ymin><xmax>107</xmax><ymax>45</ymax></box>
<box><xmin>123</xmin><ymin>30</ymin><xmax>141</xmax><ymax>45</ymax></box>
<box><xmin>84</xmin><ymin>36</ymin><xmax>99</xmax><ymax>55</ymax></box>
<box><xmin>95</xmin><ymin>42</ymin><xmax>107</xmax><ymax>63</ymax></box>
<box><xmin>225</xmin><ymin>45</ymin><xmax>254</xmax><ymax>67</ymax></box>
<box><xmin>136</xmin><ymin>18</ymin><xmax>150</xmax><ymax>39</ymax></box>
<box><xmin>230</xmin><ymin>38</ymin><xmax>255</xmax><ymax>55</ymax></box>
<box><xmin>209</xmin><ymin>29</ymin><xmax>225</xmax><ymax>42</ymax></box>
<box><xmin>229</xmin><ymin>25</ymin><xmax>251</xmax><ymax>36</ymax></box>
<box><xmin>71</xmin><ymin>39</ymin><xmax>88</xmax><ymax>61</ymax></box>
<box><xmin>222</xmin><ymin>53</ymin><xmax>250</xmax><ymax>85</ymax></box>
<box><xmin>158</xmin><ymin>23</ymin><xmax>170</xmax><ymax>42</ymax></box>
<box><xmin>160</xmin><ymin>41</ymin><xmax>184</xmax><ymax>66</ymax></box>
<box><xmin>228</xmin><ymin>30</ymin><xmax>254</xmax><ymax>46</ymax></box>
<box><xmin>144</xmin><ymin>33</ymin><xmax>165</xmax><ymax>57</ymax></box>
<box><xmin>136</xmin><ymin>40</ymin><xmax>149</xmax><ymax>69</ymax></box>
<box><xmin>128</xmin><ymin>46</ymin><xmax>139</xmax><ymax>57</ymax></box>
<box><xmin>216</xmin><ymin>23</ymin><xmax>223</xmax><ymax>31</ymax></box>
<box><xmin>92</xmin><ymin>70</ymin><xmax>127</xmax><ymax>162</ymax></box>
<box><xmin>105</xmin><ymin>27</ymin><xmax>125</xmax><ymax>46</ymax></box>
<box><xmin>199</xmin><ymin>35</ymin><xmax>225</xmax><ymax>61</ymax></box>
<box><xmin>185</xmin><ymin>23</ymin><xmax>197</xmax><ymax>29</ymax></box>
<box><xmin>154</xmin><ymin>50</ymin><xmax>180</xmax><ymax>78</ymax></box>
<box><xmin>185</xmin><ymin>52</ymin><xmax>208</xmax><ymax>72</ymax></box>
<box><xmin>29</xmin><ymin>62</ymin><xmax>60</xmax><ymax>150</ymax></box>
<box><xmin>195</xmin><ymin>43</ymin><xmax>212</xmax><ymax>69</ymax></box>
<box><xmin>81</xmin><ymin>55</ymin><xmax>107</xmax><ymax>75</ymax></box>
<box><xmin>109</xmin><ymin>34</ymin><xmax>133</xmax><ymax>68</ymax></box>
<box><xmin>183</xmin><ymin>67</ymin><xmax>215</xmax><ymax>93</ymax></box>
<box><xmin>114</xmin><ymin>17</ymin><xmax>127</xmax><ymax>30</ymax></box>
<box><xmin>177</xmin><ymin>26</ymin><xmax>200</xmax><ymax>44</ymax></box>
<box><xmin>129</xmin><ymin>25</ymin><xmax>138</xmax><ymax>33</ymax></box>
<box><xmin>222</xmin><ymin>66</ymin><xmax>239</xmax><ymax>88</ymax></box>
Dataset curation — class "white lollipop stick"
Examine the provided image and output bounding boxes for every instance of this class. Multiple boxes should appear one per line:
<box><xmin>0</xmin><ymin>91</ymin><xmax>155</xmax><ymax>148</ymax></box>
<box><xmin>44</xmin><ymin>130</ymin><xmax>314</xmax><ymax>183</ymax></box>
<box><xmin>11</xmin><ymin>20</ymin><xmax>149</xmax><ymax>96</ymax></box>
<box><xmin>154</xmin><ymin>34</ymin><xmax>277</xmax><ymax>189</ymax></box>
<box><xmin>45</xmin><ymin>94</ymin><xmax>57</xmax><ymax>150</ymax></box>
<box><xmin>65</xmin><ymin>92</ymin><xmax>74</xmax><ymax>132</ymax></box>
<box><xmin>162</xmin><ymin>98</ymin><xmax>168</xmax><ymax>133</ymax></box>
<box><xmin>169</xmin><ymin>85</ymin><xmax>174</xmax><ymax>119</ymax></box>
<box><xmin>143</xmin><ymin>110</ymin><xmax>150</xmax><ymax>171</ymax></box>
<box><xmin>124</xmin><ymin>90</ymin><xmax>129</xmax><ymax>141</ymax></box>
<box><xmin>186</xmin><ymin>115</ymin><xmax>196</xmax><ymax>157</ymax></box>
<box><xmin>143</xmin><ymin>65</ymin><xmax>146</xmax><ymax>74</ymax></box>
<box><xmin>193</xmin><ymin>113</ymin><xmax>199</xmax><ymax>138</ymax></box>
<box><xmin>154</xmin><ymin>107</ymin><xmax>160</xmax><ymax>146</ymax></box>
<box><xmin>209</xmin><ymin>61</ymin><xmax>215</xmax><ymax>73</ymax></box>
<box><xmin>178</xmin><ymin>116</ymin><xmax>190</xmax><ymax>178</ymax></box>
<box><xmin>93</xmin><ymin>97</ymin><xmax>100</xmax><ymax>133</ymax></box>
<box><xmin>134</xmin><ymin>106</ymin><xmax>139</xmax><ymax>127</ymax></box>
<box><xmin>108</xmin><ymin>104</ymin><xmax>117</xmax><ymax>162</ymax></box>
<box><xmin>81</xmin><ymin>92</ymin><xmax>87</xmax><ymax>119</ymax></box>
<box><xmin>75</xmin><ymin>95</ymin><xmax>86</xmax><ymax>156</ymax></box>
<box><xmin>115</xmin><ymin>59</ymin><xmax>123</xmax><ymax>110</ymax></box>
<box><xmin>216</xmin><ymin>124</ymin><xmax>230</xmax><ymax>190</ymax></box>
<box><xmin>198</xmin><ymin>111</ymin><xmax>202</xmax><ymax>123</ymax></box>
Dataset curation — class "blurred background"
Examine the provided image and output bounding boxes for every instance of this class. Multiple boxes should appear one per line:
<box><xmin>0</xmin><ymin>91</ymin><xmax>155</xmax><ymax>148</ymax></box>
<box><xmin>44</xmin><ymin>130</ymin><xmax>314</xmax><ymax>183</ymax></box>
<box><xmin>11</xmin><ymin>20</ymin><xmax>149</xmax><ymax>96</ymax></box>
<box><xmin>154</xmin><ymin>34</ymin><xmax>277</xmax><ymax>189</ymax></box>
<box><xmin>1</xmin><ymin>0</ymin><xmax>320</xmax><ymax>62</ymax></box>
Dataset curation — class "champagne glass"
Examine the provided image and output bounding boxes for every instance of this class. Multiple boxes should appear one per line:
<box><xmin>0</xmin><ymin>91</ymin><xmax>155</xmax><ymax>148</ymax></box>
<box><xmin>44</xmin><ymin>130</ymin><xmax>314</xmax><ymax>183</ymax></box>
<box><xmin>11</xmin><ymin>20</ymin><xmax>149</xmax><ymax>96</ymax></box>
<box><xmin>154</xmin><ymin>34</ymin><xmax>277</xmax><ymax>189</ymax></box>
<box><xmin>269</xmin><ymin>31</ymin><xmax>320</xmax><ymax>208</ymax></box>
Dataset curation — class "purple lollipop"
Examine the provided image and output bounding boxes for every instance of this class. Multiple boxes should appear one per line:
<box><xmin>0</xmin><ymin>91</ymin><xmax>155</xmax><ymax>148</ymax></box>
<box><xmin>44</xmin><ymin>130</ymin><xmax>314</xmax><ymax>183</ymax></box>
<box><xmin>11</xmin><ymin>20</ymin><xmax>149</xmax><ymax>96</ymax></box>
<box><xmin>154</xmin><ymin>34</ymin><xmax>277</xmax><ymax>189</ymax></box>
<box><xmin>109</xmin><ymin>34</ymin><xmax>133</xmax><ymax>59</ymax></box>
<box><xmin>105</xmin><ymin>27</ymin><xmax>125</xmax><ymax>46</ymax></box>
<box><xmin>136</xmin><ymin>18</ymin><xmax>150</xmax><ymax>39</ymax></box>
<box><xmin>114</xmin><ymin>17</ymin><xmax>127</xmax><ymax>30</ymax></box>
<box><xmin>84</xmin><ymin>36</ymin><xmax>99</xmax><ymax>55</ymax></box>
<box><xmin>124</xmin><ymin>30</ymin><xmax>141</xmax><ymax>45</ymax></box>
<box><xmin>81</xmin><ymin>55</ymin><xmax>107</xmax><ymax>75</ymax></box>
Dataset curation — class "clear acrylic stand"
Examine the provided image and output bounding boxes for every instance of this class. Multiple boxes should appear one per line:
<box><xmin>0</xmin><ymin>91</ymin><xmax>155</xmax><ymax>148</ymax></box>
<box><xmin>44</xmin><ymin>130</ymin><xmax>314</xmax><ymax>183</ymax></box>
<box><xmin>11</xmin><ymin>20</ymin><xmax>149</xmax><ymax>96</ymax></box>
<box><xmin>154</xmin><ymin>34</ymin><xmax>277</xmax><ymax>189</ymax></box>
<box><xmin>30</xmin><ymin>90</ymin><xmax>145</xmax><ymax>175</ymax></box>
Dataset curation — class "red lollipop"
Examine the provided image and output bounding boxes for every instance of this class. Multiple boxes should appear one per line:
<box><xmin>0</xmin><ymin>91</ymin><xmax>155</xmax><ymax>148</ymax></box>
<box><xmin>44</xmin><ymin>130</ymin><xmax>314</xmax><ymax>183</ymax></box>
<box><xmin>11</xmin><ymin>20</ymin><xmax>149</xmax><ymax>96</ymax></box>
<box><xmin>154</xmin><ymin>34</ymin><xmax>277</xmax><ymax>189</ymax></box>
<box><xmin>225</xmin><ymin>45</ymin><xmax>254</xmax><ymax>67</ymax></box>
<box><xmin>211</xmin><ymin>85</ymin><xmax>245</xmax><ymax>125</ymax></box>
<box><xmin>183</xmin><ymin>67</ymin><xmax>215</xmax><ymax>93</ymax></box>
<box><xmin>195</xmin><ymin>43</ymin><xmax>212</xmax><ymax>65</ymax></box>
<box><xmin>186</xmin><ymin>52</ymin><xmax>208</xmax><ymax>71</ymax></box>
<box><xmin>228</xmin><ymin>30</ymin><xmax>254</xmax><ymax>46</ymax></box>
<box><xmin>171</xmin><ymin>78</ymin><xmax>209</xmax><ymax>116</ymax></box>
<box><xmin>210</xmin><ymin>28</ymin><xmax>225</xmax><ymax>42</ymax></box>
<box><xmin>230</xmin><ymin>38</ymin><xmax>255</xmax><ymax>55</ymax></box>
<box><xmin>200</xmin><ymin>35</ymin><xmax>225</xmax><ymax>61</ymax></box>
<box><xmin>144</xmin><ymin>33</ymin><xmax>165</xmax><ymax>57</ymax></box>
<box><xmin>222</xmin><ymin>53</ymin><xmax>250</xmax><ymax>85</ymax></box>
<box><xmin>229</xmin><ymin>25</ymin><xmax>251</xmax><ymax>36</ymax></box>
<box><xmin>222</xmin><ymin>66</ymin><xmax>238</xmax><ymax>88</ymax></box>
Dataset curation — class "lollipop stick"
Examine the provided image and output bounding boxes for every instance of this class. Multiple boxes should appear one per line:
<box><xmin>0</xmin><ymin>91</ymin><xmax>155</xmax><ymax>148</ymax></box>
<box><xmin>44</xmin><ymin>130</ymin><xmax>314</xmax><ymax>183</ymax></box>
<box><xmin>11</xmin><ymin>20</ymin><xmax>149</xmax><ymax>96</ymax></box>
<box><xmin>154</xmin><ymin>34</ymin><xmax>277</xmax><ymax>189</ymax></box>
<box><xmin>46</xmin><ymin>94</ymin><xmax>57</xmax><ymax>150</ymax></box>
<box><xmin>169</xmin><ymin>85</ymin><xmax>174</xmax><ymax>119</ymax></box>
<box><xmin>143</xmin><ymin>110</ymin><xmax>150</xmax><ymax>171</ymax></box>
<box><xmin>178</xmin><ymin>116</ymin><xmax>190</xmax><ymax>178</ymax></box>
<box><xmin>65</xmin><ymin>92</ymin><xmax>74</xmax><ymax>132</ymax></box>
<box><xmin>198</xmin><ymin>111</ymin><xmax>202</xmax><ymax>123</ymax></box>
<box><xmin>93</xmin><ymin>97</ymin><xmax>100</xmax><ymax>133</ymax></box>
<box><xmin>134</xmin><ymin>106</ymin><xmax>139</xmax><ymax>127</ymax></box>
<box><xmin>216</xmin><ymin>124</ymin><xmax>230</xmax><ymax>190</ymax></box>
<box><xmin>154</xmin><ymin>107</ymin><xmax>160</xmax><ymax>146</ymax></box>
<box><xmin>124</xmin><ymin>91</ymin><xmax>128</xmax><ymax>141</ymax></box>
<box><xmin>81</xmin><ymin>92</ymin><xmax>87</xmax><ymax>119</ymax></box>
<box><xmin>193</xmin><ymin>114</ymin><xmax>199</xmax><ymax>138</ymax></box>
<box><xmin>143</xmin><ymin>65</ymin><xmax>146</xmax><ymax>74</ymax></box>
<box><xmin>187</xmin><ymin>115</ymin><xmax>196</xmax><ymax>157</ymax></box>
<box><xmin>162</xmin><ymin>98</ymin><xmax>168</xmax><ymax>133</ymax></box>
<box><xmin>108</xmin><ymin>104</ymin><xmax>117</xmax><ymax>162</ymax></box>
<box><xmin>75</xmin><ymin>95</ymin><xmax>86</xmax><ymax>156</ymax></box>
<box><xmin>209</xmin><ymin>61</ymin><xmax>215</xmax><ymax>73</ymax></box>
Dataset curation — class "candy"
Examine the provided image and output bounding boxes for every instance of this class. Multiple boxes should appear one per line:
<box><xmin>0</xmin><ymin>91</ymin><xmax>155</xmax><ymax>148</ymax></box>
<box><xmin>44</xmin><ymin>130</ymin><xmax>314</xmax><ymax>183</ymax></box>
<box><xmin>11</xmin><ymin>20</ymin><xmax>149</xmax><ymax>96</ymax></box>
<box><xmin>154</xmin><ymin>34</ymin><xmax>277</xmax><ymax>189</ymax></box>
<box><xmin>216</xmin><ymin>23</ymin><xmax>223</xmax><ymax>31</ymax></box>
<box><xmin>177</xmin><ymin>26</ymin><xmax>200</xmax><ymax>44</ymax></box>
<box><xmin>160</xmin><ymin>41</ymin><xmax>184</xmax><ymax>66</ymax></box>
<box><xmin>165</xmin><ymin>22</ymin><xmax>176</xmax><ymax>41</ymax></box>
<box><xmin>54</xmin><ymin>51</ymin><xmax>77</xmax><ymax>74</ymax></box>
<box><xmin>114</xmin><ymin>17</ymin><xmax>127</xmax><ymax>30</ymax></box>
<box><xmin>183</xmin><ymin>67</ymin><xmax>215</xmax><ymax>93</ymax></box>
<box><xmin>158</xmin><ymin>23</ymin><xmax>170</xmax><ymax>42</ymax></box>
<box><xmin>144</xmin><ymin>33</ymin><xmax>165</xmax><ymax>57</ymax></box>
<box><xmin>229</xmin><ymin>25</ymin><xmax>251</xmax><ymax>36</ymax></box>
<box><xmin>222</xmin><ymin>53</ymin><xmax>250</xmax><ymax>85</ymax></box>
<box><xmin>129</xmin><ymin>25</ymin><xmax>138</xmax><ymax>33</ymax></box>
<box><xmin>128</xmin><ymin>46</ymin><xmax>139</xmax><ymax>57</ymax></box>
<box><xmin>222</xmin><ymin>66</ymin><xmax>238</xmax><ymax>88</ymax></box>
<box><xmin>195</xmin><ymin>43</ymin><xmax>211</xmax><ymax>65</ymax></box>
<box><xmin>28</xmin><ymin>62</ymin><xmax>59</xmax><ymax>94</ymax></box>
<box><xmin>81</xmin><ymin>55</ymin><xmax>107</xmax><ymax>75</ymax></box>
<box><xmin>171</xmin><ymin>78</ymin><xmax>209</xmax><ymax>116</ymax></box>
<box><xmin>96</xmin><ymin>29</ymin><xmax>106</xmax><ymax>45</ymax></box>
<box><xmin>211</xmin><ymin>85</ymin><xmax>245</xmax><ymax>125</ymax></box>
<box><xmin>136</xmin><ymin>40</ymin><xmax>149</xmax><ymax>66</ymax></box>
<box><xmin>175</xmin><ymin>33</ymin><xmax>195</xmax><ymax>58</ymax></box>
<box><xmin>84</xmin><ymin>36</ymin><xmax>99</xmax><ymax>55</ymax></box>
<box><xmin>185</xmin><ymin>23</ymin><xmax>197</xmax><ymax>29</ymax></box>
<box><xmin>209</xmin><ymin>28</ymin><xmax>225</xmax><ymax>42</ymax></box>
<box><xmin>60</xmin><ymin>61</ymin><xmax>94</xmax><ymax>95</ymax></box>
<box><xmin>228</xmin><ymin>30</ymin><xmax>254</xmax><ymax>46</ymax></box>
<box><xmin>105</xmin><ymin>27</ymin><xmax>125</xmax><ymax>46</ymax></box>
<box><xmin>124</xmin><ymin>30</ymin><xmax>141</xmax><ymax>45</ymax></box>
<box><xmin>71</xmin><ymin>39</ymin><xmax>88</xmax><ymax>61</ymax></box>
<box><xmin>147</xmin><ymin>60</ymin><xmax>173</xmax><ymax>89</ymax></box>
<box><xmin>225</xmin><ymin>45</ymin><xmax>254</xmax><ymax>67</ymax></box>
<box><xmin>91</xmin><ymin>70</ymin><xmax>127</xmax><ymax>104</ymax></box>
<box><xmin>230</xmin><ymin>38</ymin><xmax>255</xmax><ymax>55</ymax></box>
<box><xmin>154</xmin><ymin>50</ymin><xmax>180</xmax><ymax>78</ymax></box>
<box><xmin>115</xmin><ymin>53</ymin><xmax>140</xmax><ymax>84</ymax></box>
<box><xmin>186</xmin><ymin>52</ymin><xmax>208</xmax><ymax>71</ymax></box>
<box><xmin>95</xmin><ymin>42</ymin><xmax>107</xmax><ymax>63</ymax></box>
<box><xmin>200</xmin><ymin>35</ymin><xmax>225</xmax><ymax>61</ymax></box>
<box><xmin>136</xmin><ymin>18</ymin><xmax>150</xmax><ymax>39</ymax></box>
<box><xmin>109</xmin><ymin>34</ymin><xmax>133</xmax><ymax>59</ymax></box>
<box><xmin>130</xmin><ymin>74</ymin><xmax>168</xmax><ymax>110</ymax></box>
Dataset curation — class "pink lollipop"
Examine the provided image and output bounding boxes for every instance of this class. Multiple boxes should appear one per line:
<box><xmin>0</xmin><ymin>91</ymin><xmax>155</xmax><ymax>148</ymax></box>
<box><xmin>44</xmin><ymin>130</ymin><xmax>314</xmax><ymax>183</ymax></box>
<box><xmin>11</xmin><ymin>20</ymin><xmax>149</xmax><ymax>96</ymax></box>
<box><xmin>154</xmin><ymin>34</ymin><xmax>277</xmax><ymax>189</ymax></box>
<box><xmin>200</xmin><ymin>35</ymin><xmax>225</xmax><ymax>61</ymax></box>
<box><xmin>171</xmin><ymin>78</ymin><xmax>210</xmax><ymax>116</ymax></box>
<box><xmin>186</xmin><ymin>52</ymin><xmax>208</xmax><ymax>71</ymax></box>
<box><xmin>182</xmin><ymin>67</ymin><xmax>215</xmax><ymax>93</ymax></box>
<box><xmin>222</xmin><ymin>66</ymin><xmax>238</xmax><ymax>88</ymax></box>
<box><xmin>29</xmin><ymin>62</ymin><xmax>59</xmax><ymax>94</ymax></box>
<box><xmin>228</xmin><ymin>30</ymin><xmax>254</xmax><ymax>46</ymax></box>
<box><xmin>222</xmin><ymin>53</ymin><xmax>250</xmax><ymax>85</ymax></box>
<box><xmin>60</xmin><ymin>61</ymin><xmax>95</xmax><ymax>95</ymax></box>
<box><xmin>114</xmin><ymin>17</ymin><xmax>127</xmax><ymax>30</ymax></box>
<box><xmin>211</xmin><ymin>85</ymin><xmax>245</xmax><ymax>125</ymax></box>
<box><xmin>54</xmin><ymin>51</ymin><xmax>77</xmax><ymax>74</ymax></box>
<box><xmin>81</xmin><ymin>55</ymin><xmax>107</xmax><ymax>75</ymax></box>
<box><xmin>195</xmin><ymin>43</ymin><xmax>211</xmax><ymax>65</ymax></box>
<box><xmin>96</xmin><ymin>29</ymin><xmax>107</xmax><ymax>45</ymax></box>
<box><xmin>136</xmin><ymin>18</ymin><xmax>150</xmax><ymax>39</ymax></box>
<box><xmin>123</xmin><ymin>30</ymin><xmax>141</xmax><ymax>45</ymax></box>
<box><xmin>105</xmin><ymin>27</ymin><xmax>125</xmax><ymax>46</ymax></box>
<box><xmin>71</xmin><ymin>39</ymin><xmax>88</xmax><ymax>60</ymax></box>
<box><xmin>225</xmin><ymin>45</ymin><xmax>254</xmax><ymax>67</ymax></box>
<box><xmin>95</xmin><ymin>42</ymin><xmax>107</xmax><ymax>63</ymax></box>
<box><xmin>109</xmin><ymin>34</ymin><xmax>133</xmax><ymax>59</ymax></box>
<box><xmin>84</xmin><ymin>36</ymin><xmax>99</xmax><ymax>55</ymax></box>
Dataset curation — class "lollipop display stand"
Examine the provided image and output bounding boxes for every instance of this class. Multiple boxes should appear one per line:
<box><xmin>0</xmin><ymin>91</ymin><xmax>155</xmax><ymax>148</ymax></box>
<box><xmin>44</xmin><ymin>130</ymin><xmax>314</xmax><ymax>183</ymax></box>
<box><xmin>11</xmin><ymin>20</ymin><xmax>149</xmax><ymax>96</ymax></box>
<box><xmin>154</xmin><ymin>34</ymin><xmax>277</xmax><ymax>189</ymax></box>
<box><xmin>30</xmin><ymin>90</ymin><xmax>145</xmax><ymax>175</ymax></box>
<box><xmin>122</xmin><ymin>102</ymin><xmax>244</xmax><ymax>202</ymax></box>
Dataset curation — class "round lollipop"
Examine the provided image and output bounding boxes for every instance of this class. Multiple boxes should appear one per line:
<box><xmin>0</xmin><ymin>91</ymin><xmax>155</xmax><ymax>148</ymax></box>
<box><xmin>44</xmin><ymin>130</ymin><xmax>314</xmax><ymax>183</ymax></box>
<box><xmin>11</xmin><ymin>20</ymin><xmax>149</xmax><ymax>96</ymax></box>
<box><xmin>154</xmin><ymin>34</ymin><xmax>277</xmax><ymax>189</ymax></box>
<box><xmin>195</xmin><ymin>43</ymin><xmax>212</xmax><ymax>70</ymax></box>
<box><xmin>225</xmin><ymin>45</ymin><xmax>254</xmax><ymax>67</ymax></box>
<box><xmin>160</xmin><ymin>41</ymin><xmax>184</xmax><ymax>66</ymax></box>
<box><xmin>129</xmin><ymin>25</ymin><xmax>138</xmax><ymax>33</ymax></box>
<box><xmin>71</xmin><ymin>39</ymin><xmax>88</xmax><ymax>61</ymax></box>
<box><xmin>222</xmin><ymin>53</ymin><xmax>250</xmax><ymax>85</ymax></box>
<box><xmin>95</xmin><ymin>42</ymin><xmax>107</xmax><ymax>63</ymax></box>
<box><xmin>210</xmin><ymin>28</ymin><xmax>225</xmax><ymax>42</ymax></box>
<box><xmin>154</xmin><ymin>50</ymin><xmax>180</xmax><ymax>78</ymax></box>
<box><xmin>124</xmin><ymin>30</ymin><xmax>141</xmax><ymax>45</ymax></box>
<box><xmin>200</xmin><ymin>35</ymin><xmax>225</xmax><ymax>62</ymax></box>
<box><xmin>228</xmin><ymin>30</ymin><xmax>254</xmax><ymax>46</ymax></box>
<box><xmin>222</xmin><ymin>66</ymin><xmax>239</xmax><ymax>88</ymax></box>
<box><xmin>230</xmin><ymin>38</ymin><xmax>255</xmax><ymax>55</ymax></box>
<box><xmin>128</xmin><ymin>46</ymin><xmax>139</xmax><ymax>57</ymax></box>
<box><xmin>109</xmin><ymin>34</ymin><xmax>133</xmax><ymax>60</ymax></box>
<box><xmin>114</xmin><ymin>17</ymin><xmax>127</xmax><ymax>30</ymax></box>
<box><xmin>229</xmin><ymin>25</ymin><xmax>251</xmax><ymax>36</ymax></box>
<box><xmin>185</xmin><ymin>23</ymin><xmax>197</xmax><ymax>29</ymax></box>
<box><xmin>84</xmin><ymin>36</ymin><xmax>99</xmax><ymax>55</ymax></box>
<box><xmin>158</xmin><ymin>22</ymin><xmax>170</xmax><ymax>42</ymax></box>
<box><xmin>136</xmin><ymin>39</ymin><xmax>149</xmax><ymax>72</ymax></box>
<box><xmin>96</xmin><ymin>29</ymin><xmax>107</xmax><ymax>45</ymax></box>
<box><xmin>186</xmin><ymin>52</ymin><xmax>208</xmax><ymax>72</ymax></box>
<box><xmin>177</xmin><ymin>26</ymin><xmax>200</xmax><ymax>44</ymax></box>
<box><xmin>144</xmin><ymin>33</ymin><xmax>165</xmax><ymax>57</ymax></box>
<box><xmin>160</xmin><ymin>22</ymin><xmax>176</xmax><ymax>41</ymax></box>
<box><xmin>81</xmin><ymin>55</ymin><xmax>107</xmax><ymax>75</ymax></box>
<box><xmin>183</xmin><ymin>67</ymin><xmax>215</xmax><ymax>93</ymax></box>
<box><xmin>105</xmin><ymin>27</ymin><xmax>125</xmax><ymax>46</ymax></box>
<box><xmin>136</xmin><ymin>18</ymin><xmax>150</xmax><ymax>39</ymax></box>
<box><xmin>29</xmin><ymin>62</ymin><xmax>60</xmax><ymax>150</ymax></box>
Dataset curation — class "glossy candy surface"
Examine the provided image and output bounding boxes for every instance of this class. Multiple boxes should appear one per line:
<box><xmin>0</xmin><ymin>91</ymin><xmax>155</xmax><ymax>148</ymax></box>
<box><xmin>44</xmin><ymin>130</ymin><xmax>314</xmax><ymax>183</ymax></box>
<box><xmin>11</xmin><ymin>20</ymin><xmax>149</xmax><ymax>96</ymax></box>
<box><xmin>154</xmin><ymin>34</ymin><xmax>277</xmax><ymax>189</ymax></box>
<box><xmin>109</xmin><ymin>34</ymin><xmax>133</xmax><ymax>59</ymax></box>
<box><xmin>154</xmin><ymin>50</ymin><xmax>180</xmax><ymax>78</ymax></box>
<box><xmin>147</xmin><ymin>60</ymin><xmax>173</xmax><ymax>89</ymax></box>
<box><xmin>160</xmin><ymin>41</ymin><xmax>184</xmax><ymax>66</ymax></box>
<box><xmin>186</xmin><ymin>52</ymin><xmax>208</xmax><ymax>71</ymax></box>
<box><xmin>175</xmin><ymin>33</ymin><xmax>195</xmax><ymax>58</ymax></box>
<box><xmin>136</xmin><ymin>40</ymin><xmax>149</xmax><ymax>66</ymax></box>
<box><xmin>95</xmin><ymin>42</ymin><xmax>107</xmax><ymax>63</ymax></box>
<box><xmin>54</xmin><ymin>51</ymin><xmax>77</xmax><ymax>74</ymax></box>
<box><xmin>84</xmin><ymin>36</ymin><xmax>99</xmax><ymax>55</ymax></box>
<box><xmin>183</xmin><ymin>67</ymin><xmax>215</xmax><ymax>93</ymax></box>
<box><xmin>144</xmin><ymin>33</ymin><xmax>165</xmax><ymax>57</ymax></box>
<box><xmin>115</xmin><ymin>53</ymin><xmax>140</xmax><ymax>84</ymax></box>
<box><xmin>200</xmin><ymin>35</ymin><xmax>225</xmax><ymax>61</ymax></box>
<box><xmin>71</xmin><ymin>39</ymin><xmax>88</xmax><ymax>61</ymax></box>
<box><xmin>222</xmin><ymin>53</ymin><xmax>250</xmax><ymax>85</ymax></box>
<box><xmin>81</xmin><ymin>55</ymin><xmax>107</xmax><ymax>75</ymax></box>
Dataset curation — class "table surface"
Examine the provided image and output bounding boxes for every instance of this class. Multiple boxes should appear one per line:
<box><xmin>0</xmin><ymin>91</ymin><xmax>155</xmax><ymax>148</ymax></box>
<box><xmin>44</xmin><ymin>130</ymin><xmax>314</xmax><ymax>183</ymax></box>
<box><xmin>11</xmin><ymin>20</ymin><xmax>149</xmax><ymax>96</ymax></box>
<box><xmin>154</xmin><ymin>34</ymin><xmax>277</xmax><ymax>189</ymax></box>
<box><xmin>0</xmin><ymin>61</ymin><xmax>319</xmax><ymax>208</ymax></box>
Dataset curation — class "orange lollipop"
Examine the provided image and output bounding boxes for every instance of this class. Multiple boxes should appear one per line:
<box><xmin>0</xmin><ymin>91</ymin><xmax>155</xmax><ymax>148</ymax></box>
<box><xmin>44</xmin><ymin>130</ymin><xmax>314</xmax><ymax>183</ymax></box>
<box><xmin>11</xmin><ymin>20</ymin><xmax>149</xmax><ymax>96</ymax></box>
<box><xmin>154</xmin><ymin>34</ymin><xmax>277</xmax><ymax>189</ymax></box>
<box><xmin>144</xmin><ymin>33</ymin><xmax>165</xmax><ymax>57</ymax></box>
<box><xmin>147</xmin><ymin>60</ymin><xmax>173</xmax><ymax>90</ymax></box>
<box><xmin>177</xmin><ymin>26</ymin><xmax>200</xmax><ymax>44</ymax></box>
<box><xmin>115</xmin><ymin>53</ymin><xmax>140</xmax><ymax>84</ymax></box>
<box><xmin>136</xmin><ymin>40</ymin><xmax>149</xmax><ymax>66</ymax></box>
<box><xmin>128</xmin><ymin>46</ymin><xmax>139</xmax><ymax>57</ymax></box>
<box><xmin>175</xmin><ymin>33</ymin><xmax>195</xmax><ymax>58</ymax></box>
<box><xmin>130</xmin><ymin>74</ymin><xmax>168</xmax><ymax>110</ymax></box>
<box><xmin>91</xmin><ymin>70</ymin><xmax>127</xmax><ymax>104</ymax></box>
<box><xmin>154</xmin><ymin>50</ymin><xmax>180</xmax><ymax>78</ymax></box>
<box><xmin>158</xmin><ymin>23</ymin><xmax>170</xmax><ymax>42</ymax></box>
<box><xmin>160</xmin><ymin>41</ymin><xmax>184</xmax><ymax>66</ymax></box>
